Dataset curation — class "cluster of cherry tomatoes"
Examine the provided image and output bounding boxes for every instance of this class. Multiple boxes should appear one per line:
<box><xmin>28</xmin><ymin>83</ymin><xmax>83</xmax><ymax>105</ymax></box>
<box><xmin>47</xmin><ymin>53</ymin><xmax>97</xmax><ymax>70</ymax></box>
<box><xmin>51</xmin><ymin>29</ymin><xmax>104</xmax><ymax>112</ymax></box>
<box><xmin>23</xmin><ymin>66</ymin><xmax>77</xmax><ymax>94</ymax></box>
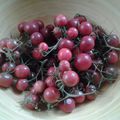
<box><xmin>0</xmin><ymin>13</ymin><xmax>119</xmax><ymax>113</ymax></box>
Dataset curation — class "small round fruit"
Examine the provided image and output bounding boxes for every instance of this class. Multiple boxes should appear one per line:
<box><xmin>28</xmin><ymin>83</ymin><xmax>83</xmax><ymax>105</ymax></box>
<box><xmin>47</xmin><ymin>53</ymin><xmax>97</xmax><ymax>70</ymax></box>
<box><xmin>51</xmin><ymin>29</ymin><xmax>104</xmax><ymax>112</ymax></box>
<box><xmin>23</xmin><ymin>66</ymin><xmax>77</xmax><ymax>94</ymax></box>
<box><xmin>108</xmin><ymin>50</ymin><xmax>119</xmax><ymax>64</ymax></box>
<box><xmin>74</xmin><ymin>91</ymin><xmax>85</xmax><ymax>104</ymax></box>
<box><xmin>91</xmin><ymin>71</ymin><xmax>101</xmax><ymax>85</ymax></box>
<box><xmin>13</xmin><ymin>50</ymin><xmax>20</xmax><ymax>59</ymax></box>
<box><xmin>0</xmin><ymin>40</ymin><xmax>6</xmax><ymax>48</ymax></box>
<box><xmin>31</xmin><ymin>32</ymin><xmax>44</xmax><ymax>46</ymax></box>
<box><xmin>86</xmin><ymin>85</ymin><xmax>96</xmax><ymax>101</ymax></box>
<box><xmin>45</xmin><ymin>76</ymin><xmax>56</xmax><ymax>87</ymax></box>
<box><xmin>6</xmin><ymin>40</ymin><xmax>18</xmax><ymax>50</ymax></box>
<box><xmin>74</xmin><ymin>53</ymin><xmax>92</xmax><ymax>71</ymax></box>
<box><xmin>0</xmin><ymin>73</ymin><xmax>13</xmax><ymax>88</ymax></box>
<box><xmin>15</xmin><ymin>65</ymin><xmax>30</xmax><ymax>79</ymax></box>
<box><xmin>74</xmin><ymin>15</ymin><xmax>87</xmax><ymax>23</ymax></box>
<box><xmin>18</xmin><ymin>22</ymin><xmax>26</xmax><ymax>33</ymax></box>
<box><xmin>32</xmin><ymin>48</ymin><xmax>43</xmax><ymax>60</ymax></box>
<box><xmin>54</xmin><ymin>14</ymin><xmax>68</xmax><ymax>26</ymax></box>
<box><xmin>58</xmin><ymin>48</ymin><xmax>72</xmax><ymax>61</ymax></box>
<box><xmin>59</xmin><ymin>60</ymin><xmax>71</xmax><ymax>72</ymax></box>
<box><xmin>0</xmin><ymin>38</ymin><xmax>9</xmax><ymax>48</ymax></box>
<box><xmin>80</xmin><ymin>36</ymin><xmax>95</xmax><ymax>52</ymax></box>
<box><xmin>40</xmin><ymin>28</ymin><xmax>50</xmax><ymax>38</ymax></box>
<box><xmin>78</xmin><ymin>21</ymin><xmax>92</xmax><ymax>36</ymax></box>
<box><xmin>38</xmin><ymin>42</ymin><xmax>48</xmax><ymax>52</ymax></box>
<box><xmin>107</xmin><ymin>34</ymin><xmax>120</xmax><ymax>47</ymax></box>
<box><xmin>59</xmin><ymin>98</ymin><xmax>75</xmax><ymax>113</ymax></box>
<box><xmin>32</xmin><ymin>81</ymin><xmax>45</xmax><ymax>94</ymax></box>
<box><xmin>62</xmin><ymin>70</ymin><xmax>80</xmax><ymax>87</ymax></box>
<box><xmin>24</xmin><ymin>21</ymin><xmax>39</xmax><ymax>35</ymax></box>
<box><xmin>43</xmin><ymin>87</ymin><xmax>60</xmax><ymax>103</ymax></box>
<box><xmin>58</xmin><ymin>38</ymin><xmax>74</xmax><ymax>50</ymax></box>
<box><xmin>104</xmin><ymin>66</ymin><xmax>118</xmax><ymax>79</ymax></box>
<box><xmin>67</xmin><ymin>18</ymin><xmax>79</xmax><ymax>28</ymax></box>
<box><xmin>16</xmin><ymin>79</ymin><xmax>28</xmax><ymax>91</ymax></box>
<box><xmin>53</xmin><ymin>27</ymin><xmax>62</xmax><ymax>38</ymax></box>
<box><xmin>2</xmin><ymin>62</ymin><xmax>16</xmax><ymax>72</ymax></box>
<box><xmin>67</xmin><ymin>27</ymin><xmax>78</xmax><ymax>39</ymax></box>
<box><xmin>24</xmin><ymin>93</ymin><xmax>39</xmax><ymax>110</ymax></box>
<box><xmin>47</xmin><ymin>67</ymin><xmax>56</xmax><ymax>76</ymax></box>
<box><xmin>32</xmin><ymin>19</ymin><xmax>44</xmax><ymax>29</ymax></box>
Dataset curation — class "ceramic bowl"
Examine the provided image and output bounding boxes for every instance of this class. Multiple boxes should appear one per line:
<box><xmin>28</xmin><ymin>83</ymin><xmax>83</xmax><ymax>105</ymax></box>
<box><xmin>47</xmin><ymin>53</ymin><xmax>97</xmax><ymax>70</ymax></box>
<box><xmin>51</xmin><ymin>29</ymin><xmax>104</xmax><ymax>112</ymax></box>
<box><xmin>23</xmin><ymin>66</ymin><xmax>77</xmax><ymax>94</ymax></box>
<box><xmin>0</xmin><ymin>0</ymin><xmax>120</xmax><ymax>120</ymax></box>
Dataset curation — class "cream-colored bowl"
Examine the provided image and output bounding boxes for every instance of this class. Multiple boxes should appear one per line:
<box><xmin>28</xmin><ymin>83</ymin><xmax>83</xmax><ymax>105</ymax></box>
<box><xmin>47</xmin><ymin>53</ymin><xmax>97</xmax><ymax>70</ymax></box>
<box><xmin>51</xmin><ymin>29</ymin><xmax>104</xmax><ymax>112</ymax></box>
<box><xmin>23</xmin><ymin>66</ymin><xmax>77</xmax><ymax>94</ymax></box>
<box><xmin>0</xmin><ymin>0</ymin><xmax>120</xmax><ymax>120</ymax></box>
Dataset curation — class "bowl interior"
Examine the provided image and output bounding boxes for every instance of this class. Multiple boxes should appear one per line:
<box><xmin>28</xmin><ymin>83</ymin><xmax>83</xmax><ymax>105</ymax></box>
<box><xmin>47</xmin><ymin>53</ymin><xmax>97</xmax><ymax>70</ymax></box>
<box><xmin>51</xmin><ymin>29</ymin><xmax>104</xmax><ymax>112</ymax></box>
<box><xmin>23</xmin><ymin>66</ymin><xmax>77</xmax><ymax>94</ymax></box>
<box><xmin>0</xmin><ymin>0</ymin><xmax>120</xmax><ymax>120</ymax></box>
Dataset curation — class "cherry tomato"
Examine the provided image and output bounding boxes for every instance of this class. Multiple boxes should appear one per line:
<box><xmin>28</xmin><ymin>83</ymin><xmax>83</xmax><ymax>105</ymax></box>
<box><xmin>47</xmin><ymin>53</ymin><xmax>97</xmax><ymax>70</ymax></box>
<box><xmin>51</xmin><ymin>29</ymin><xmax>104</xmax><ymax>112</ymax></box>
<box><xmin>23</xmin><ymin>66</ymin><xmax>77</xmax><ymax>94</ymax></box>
<box><xmin>67</xmin><ymin>18</ymin><xmax>79</xmax><ymax>28</ymax></box>
<box><xmin>78</xmin><ymin>22</ymin><xmax>92</xmax><ymax>36</ymax></box>
<box><xmin>74</xmin><ymin>53</ymin><xmax>92</xmax><ymax>71</ymax></box>
<box><xmin>47</xmin><ymin>67</ymin><xmax>56</xmax><ymax>76</ymax></box>
<box><xmin>74</xmin><ymin>91</ymin><xmax>85</xmax><ymax>104</ymax></box>
<box><xmin>58</xmin><ymin>38</ymin><xmax>74</xmax><ymax>50</ymax></box>
<box><xmin>59</xmin><ymin>60</ymin><xmax>71</xmax><ymax>72</ymax></box>
<box><xmin>31</xmin><ymin>81</ymin><xmax>45</xmax><ymax>94</ymax></box>
<box><xmin>15</xmin><ymin>64</ymin><xmax>30</xmax><ymax>79</ymax></box>
<box><xmin>2</xmin><ymin>62</ymin><xmax>16</xmax><ymax>72</ymax></box>
<box><xmin>54</xmin><ymin>14</ymin><xmax>68</xmax><ymax>26</ymax></box>
<box><xmin>62</xmin><ymin>70</ymin><xmax>80</xmax><ymax>87</ymax></box>
<box><xmin>108</xmin><ymin>50</ymin><xmax>119</xmax><ymax>64</ymax></box>
<box><xmin>24</xmin><ymin>21</ymin><xmax>39</xmax><ymax>35</ymax></box>
<box><xmin>58</xmin><ymin>48</ymin><xmax>72</xmax><ymax>61</ymax></box>
<box><xmin>18</xmin><ymin>22</ymin><xmax>26</xmax><ymax>33</ymax></box>
<box><xmin>86</xmin><ymin>85</ymin><xmax>96</xmax><ymax>101</ymax></box>
<box><xmin>67</xmin><ymin>27</ymin><xmax>78</xmax><ymax>39</ymax></box>
<box><xmin>31</xmin><ymin>32</ymin><xmax>44</xmax><ymax>46</ymax></box>
<box><xmin>0</xmin><ymin>73</ymin><xmax>13</xmax><ymax>88</ymax></box>
<box><xmin>32</xmin><ymin>48</ymin><xmax>43</xmax><ymax>60</ymax></box>
<box><xmin>16</xmin><ymin>79</ymin><xmax>28</xmax><ymax>91</ymax></box>
<box><xmin>24</xmin><ymin>92</ymin><xmax>39</xmax><ymax>110</ymax></box>
<box><xmin>45</xmin><ymin>76</ymin><xmax>56</xmax><ymax>87</ymax></box>
<box><xmin>59</xmin><ymin>98</ymin><xmax>75</xmax><ymax>113</ymax></box>
<box><xmin>43</xmin><ymin>87</ymin><xmax>60</xmax><ymax>103</ymax></box>
<box><xmin>107</xmin><ymin>34</ymin><xmax>120</xmax><ymax>47</ymax></box>
<box><xmin>80</xmin><ymin>36</ymin><xmax>95</xmax><ymax>52</ymax></box>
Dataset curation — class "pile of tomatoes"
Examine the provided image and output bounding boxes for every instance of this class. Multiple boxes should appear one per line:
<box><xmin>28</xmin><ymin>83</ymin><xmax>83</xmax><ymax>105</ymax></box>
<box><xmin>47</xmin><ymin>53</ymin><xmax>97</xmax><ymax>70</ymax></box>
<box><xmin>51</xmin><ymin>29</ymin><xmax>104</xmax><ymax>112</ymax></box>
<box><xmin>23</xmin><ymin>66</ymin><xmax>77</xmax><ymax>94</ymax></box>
<box><xmin>0</xmin><ymin>14</ymin><xmax>119</xmax><ymax>113</ymax></box>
